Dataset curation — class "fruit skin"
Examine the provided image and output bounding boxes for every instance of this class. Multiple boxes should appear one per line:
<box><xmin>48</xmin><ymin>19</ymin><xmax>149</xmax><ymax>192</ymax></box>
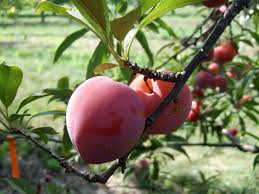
<box><xmin>213</xmin><ymin>42</ymin><xmax>237</xmax><ymax>64</ymax></box>
<box><xmin>213</xmin><ymin>75</ymin><xmax>228</xmax><ymax>92</ymax></box>
<box><xmin>195</xmin><ymin>70</ymin><xmax>214</xmax><ymax>89</ymax></box>
<box><xmin>202</xmin><ymin>0</ymin><xmax>227</xmax><ymax>8</ymax></box>
<box><xmin>130</xmin><ymin>74</ymin><xmax>192</xmax><ymax>134</ymax></box>
<box><xmin>188</xmin><ymin>110</ymin><xmax>199</xmax><ymax>122</ymax></box>
<box><xmin>208</xmin><ymin>63</ymin><xmax>220</xmax><ymax>75</ymax></box>
<box><xmin>230</xmin><ymin>128</ymin><xmax>238</xmax><ymax>136</ymax></box>
<box><xmin>191</xmin><ymin>100</ymin><xmax>201</xmax><ymax>114</ymax></box>
<box><xmin>192</xmin><ymin>87</ymin><xmax>204</xmax><ymax>98</ymax></box>
<box><xmin>188</xmin><ymin>100</ymin><xmax>201</xmax><ymax>122</ymax></box>
<box><xmin>66</xmin><ymin>76</ymin><xmax>146</xmax><ymax>164</ymax></box>
<box><xmin>241</xmin><ymin>95</ymin><xmax>250</xmax><ymax>103</ymax></box>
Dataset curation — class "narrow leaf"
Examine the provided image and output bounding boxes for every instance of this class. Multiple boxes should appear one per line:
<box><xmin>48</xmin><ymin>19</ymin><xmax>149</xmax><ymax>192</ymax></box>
<box><xmin>17</xmin><ymin>94</ymin><xmax>50</xmax><ymax>113</ymax></box>
<box><xmin>94</xmin><ymin>63</ymin><xmax>118</xmax><ymax>74</ymax></box>
<box><xmin>86</xmin><ymin>41</ymin><xmax>110</xmax><ymax>79</ymax></box>
<box><xmin>136</xmin><ymin>30</ymin><xmax>154</xmax><ymax>66</ymax></box>
<box><xmin>139</xmin><ymin>0</ymin><xmax>201</xmax><ymax>28</ymax></box>
<box><xmin>71</xmin><ymin>0</ymin><xmax>110</xmax><ymax>37</ymax></box>
<box><xmin>54</xmin><ymin>28</ymin><xmax>88</xmax><ymax>63</ymax></box>
<box><xmin>36</xmin><ymin>1</ymin><xmax>94</xmax><ymax>33</ymax></box>
<box><xmin>3</xmin><ymin>178</ymin><xmax>36</xmax><ymax>194</ymax></box>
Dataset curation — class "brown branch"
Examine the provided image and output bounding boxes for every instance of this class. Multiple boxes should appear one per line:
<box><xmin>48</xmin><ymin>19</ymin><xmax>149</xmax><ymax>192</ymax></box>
<box><xmin>144</xmin><ymin>0</ymin><xmax>250</xmax><ymax>130</ymax></box>
<box><xmin>14</xmin><ymin>127</ymin><xmax>122</xmax><ymax>183</ymax></box>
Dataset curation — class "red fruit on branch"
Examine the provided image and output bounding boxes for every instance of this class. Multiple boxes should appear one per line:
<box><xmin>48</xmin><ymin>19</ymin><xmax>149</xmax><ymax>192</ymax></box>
<box><xmin>208</xmin><ymin>63</ymin><xmax>220</xmax><ymax>75</ymax></box>
<box><xmin>241</xmin><ymin>95</ymin><xmax>250</xmax><ymax>103</ymax></box>
<box><xmin>192</xmin><ymin>87</ymin><xmax>204</xmax><ymax>98</ymax></box>
<box><xmin>213</xmin><ymin>41</ymin><xmax>237</xmax><ymax>64</ymax></box>
<box><xmin>130</xmin><ymin>73</ymin><xmax>192</xmax><ymax>134</ymax></box>
<box><xmin>195</xmin><ymin>70</ymin><xmax>214</xmax><ymax>89</ymax></box>
<box><xmin>212</xmin><ymin>75</ymin><xmax>228</xmax><ymax>92</ymax></box>
<box><xmin>191</xmin><ymin>100</ymin><xmax>201</xmax><ymax>114</ymax></box>
<box><xmin>202</xmin><ymin>0</ymin><xmax>228</xmax><ymax>8</ymax></box>
<box><xmin>66</xmin><ymin>76</ymin><xmax>146</xmax><ymax>164</ymax></box>
<box><xmin>230</xmin><ymin>128</ymin><xmax>238</xmax><ymax>136</ymax></box>
<box><xmin>188</xmin><ymin>110</ymin><xmax>200</xmax><ymax>122</ymax></box>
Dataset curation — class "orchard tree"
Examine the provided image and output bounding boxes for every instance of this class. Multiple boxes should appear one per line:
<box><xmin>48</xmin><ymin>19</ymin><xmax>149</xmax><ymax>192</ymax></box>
<box><xmin>0</xmin><ymin>0</ymin><xmax>259</xmax><ymax>192</ymax></box>
<box><xmin>0</xmin><ymin>0</ymin><xmax>34</xmax><ymax>17</ymax></box>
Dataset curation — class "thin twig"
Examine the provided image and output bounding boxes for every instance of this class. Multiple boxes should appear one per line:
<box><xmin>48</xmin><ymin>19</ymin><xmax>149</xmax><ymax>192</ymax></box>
<box><xmin>14</xmin><ymin>127</ymin><xmax>121</xmax><ymax>183</ymax></box>
<box><xmin>145</xmin><ymin>0</ymin><xmax>250</xmax><ymax>130</ymax></box>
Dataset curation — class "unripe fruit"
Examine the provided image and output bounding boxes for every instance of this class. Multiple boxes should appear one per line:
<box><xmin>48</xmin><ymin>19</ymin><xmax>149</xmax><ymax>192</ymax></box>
<box><xmin>230</xmin><ymin>128</ymin><xmax>238</xmax><ymax>136</ymax></box>
<box><xmin>192</xmin><ymin>87</ymin><xmax>204</xmax><ymax>98</ymax></box>
<box><xmin>130</xmin><ymin>74</ymin><xmax>192</xmax><ymax>134</ymax></box>
<box><xmin>66</xmin><ymin>76</ymin><xmax>146</xmax><ymax>164</ymax></box>
<box><xmin>208</xmin><ymin>63</ymin><xmax>220</xmax><ymax>75</ymax></box>
<box><xmin>195</xmin><ymin>70</ymin><xmax>214</xmax><ymax>89</ymax></box>
<box><xmin>202</xmin><ymin>0</ymin><xmax>227</xmax><ymax>8</ymax></box>
<box><xmin>213</xmin><ymin>75</ymin><xmax>228</xmax><ymax>92</ymax></box>
<box><xmin>213</xmin><ymin>42</ymin><xmax>237</xmax><ymax>64</ymax></box>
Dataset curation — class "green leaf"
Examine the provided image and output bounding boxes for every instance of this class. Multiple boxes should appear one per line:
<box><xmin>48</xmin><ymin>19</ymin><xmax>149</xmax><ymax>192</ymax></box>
<box><xmin>57</xmin><ymin>76</ymin><xmax>69</xmax><ymax>89</ymax></box>
<box><xmin>10</xmin><ymin>113</ymin><xmax>31</xmax><ymax>122</ymax></box>
<box><xmin>123</xmin><ymin>0</ymin><xmax>200</xmax><ymax>58</ymax></box>
<box><xmin>32</xmin><ymin>127</ymin><xmax>58</xmax><ymax>135</ymax></box>
<box><xmin>3</xmin><ymin>178</ymin><xmax>36</xmax><ymax>194</ymax></box>
<box><xmin>111</xmin><ymin>0</ymin><xmax>160</xmax><ymax>41</ymax></box>
<box><xmin>31</xmin><ymin>127</ymin><xmax>58</xmax><ymax>144</ymax></box>
<box><xmin>243</xmin><ymin>110</ymin><xmax>259</xmax><ymax>124</ymax></box>
<box><xmin>43</xmin><ymin>88</ymin><xmax>73</xmax><ymax>103</ymax></box>
<box><xmin>115</xmin><ymin>0</ymin><xmax>128</xmax><ymax>14</ymax></box>
<box><xmin>36</xmin><ymin>1</ymin><xmax>94</xmax><ymax>34</ymax></box>
<box><xmin>111</xmin><ymin>8</ymin><xmax>141</xmax><ymax>41</ymax></box>
<box><xmin>152</xmin><ymin>158</ymin><xmax>159</xmax><ymax>180</ymax></box>
<box><xmin>54</xmin><ymin>28</ymin><xmax>88</xmax><ymax>63</ymax></box>
<box><xmin>86</xmin><ymin>41</ymin><xmax>110</xmax><ymax>79</ymax></box>
<box><xmin>155</xmin><ymin>18</ymin><xmax>177</xmax><ymax>37</ymax></box>
<box><xmin>63</xmin><ymin>124</ymin><xmax>73</xmax><ymax>154</ymax></box>
<box><xmin>161</xmin><ymin>151</ymin><xmax>175</xmax><ymax>160</ymax></box>
<box><xmin>94</xmin><ymin>63</ymin><xmax>118</xmax><ymax>74</ymax></box>
<box><xmin>32</xmin><ymin>110</ymin><xmax>66</xmax><ymax>118</ymax></box>
<box><xmin>17</xmin><ymin>94</ymin><xmax>50</xmax><ymax>113</ymax></box>
<box><xmin>164</xmin><ymin>134</ymin><xmax>187</xmax><ymax>142</ymax></box>
<box><xmin>0</xmin><ymin>63</ymin><xmax>23</xmax><ymax>108</ymax></box>
<box><xmin>70</xmin><ymin>0</ymin><xmax>110</xmax><ymax>38</ymax></box>
<box><xmin>243</xmin><ymin>132</ymin><xmax>259</xmax><ymax>142</ymax></box>
<box><xmin>136</xmin><ymin>30</ymin><xmax>154</xmax><ymax>66</ymax></box>
<box><xmin>140</xmin><ymin>0</ymin><xmax>160</xmax><ymax>13</ymax></box>
<box><xmin>139</xmin><ymin>0</ymin><xmax>201</xmax><ymax>28</ymax></box>
<box><xmin>167</xmin><ymin>144</ymin><xmax>190</xmax><ymax>161</ymax></box>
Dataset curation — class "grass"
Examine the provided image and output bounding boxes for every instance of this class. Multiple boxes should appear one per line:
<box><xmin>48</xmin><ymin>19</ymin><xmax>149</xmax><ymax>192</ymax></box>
<box><xmin>0</xmin><ymin>6</ymin><xmax>258</xmax><ymax>194</ymax></box>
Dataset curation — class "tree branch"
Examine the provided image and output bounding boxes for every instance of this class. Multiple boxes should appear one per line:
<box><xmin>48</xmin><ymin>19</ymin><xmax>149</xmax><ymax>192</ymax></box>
<box><xmin>145</xmin><ymin>0</ymin><xmax>250</xmax><ymax>129</ymax></box>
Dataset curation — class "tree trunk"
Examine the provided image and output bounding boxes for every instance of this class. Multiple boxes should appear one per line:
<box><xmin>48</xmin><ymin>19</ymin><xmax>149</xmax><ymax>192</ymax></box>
<box><xmin>41</xmin><ymin>12</ymin><xmax>45</xmax><ymax>24</ymax></box>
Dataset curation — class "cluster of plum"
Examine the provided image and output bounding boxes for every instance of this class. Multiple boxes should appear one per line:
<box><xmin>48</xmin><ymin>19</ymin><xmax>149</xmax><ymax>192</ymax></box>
<box><xmin>188</xmin><ymin>41</ymin><xmax>237</xmax><ymax>123</ymax></box>
<box><xmin>66</xmin><ymin>74</ymin><xmax>192</xmax><ymax>164</ymax></box>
